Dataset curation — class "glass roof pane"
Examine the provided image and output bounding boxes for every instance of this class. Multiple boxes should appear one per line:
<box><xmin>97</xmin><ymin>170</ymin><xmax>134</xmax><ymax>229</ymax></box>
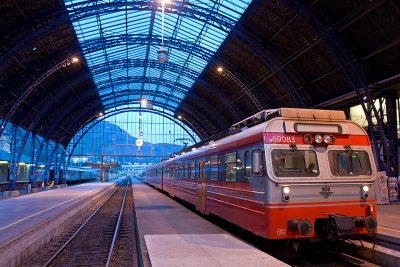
<box><xmin>64</xmin><ymin>0</ymin><xmax>252</xmax><ymax>111</ymax></box>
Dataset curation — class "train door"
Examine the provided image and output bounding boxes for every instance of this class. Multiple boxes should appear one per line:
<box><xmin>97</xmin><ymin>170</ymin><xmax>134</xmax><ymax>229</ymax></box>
<box><xmin>161</xmin><ymin>166</ymin><xmax>164</xmax><ymax>191</ymax></box>
<box><xmin>169</xmin><ymin>165</ymin><xmax>175</xmax><ymax>197</ymax></box>
<box><xmin>197</xmin><ymin>161</ymin><xmax>206</xmax><ymax>213</ymax></box>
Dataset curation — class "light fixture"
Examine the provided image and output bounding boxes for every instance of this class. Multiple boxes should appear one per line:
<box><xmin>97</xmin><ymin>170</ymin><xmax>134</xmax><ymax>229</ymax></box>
<box><xmin>361</xmin><ymin>185</ymin><xmax>369</xmax><ymax>199</ymax></box>
<box><xmin>303</xmin><ymin>134</ymin><xmax>312</xmax><ymax>144</ymax></box>
<box><xmin>323</xmin><ymin>135</ymin><xmax>335</xmax><ymax>144</ymax></box>
<box><xmin>178</xmin><ymin>115</ymin><xmax>182</xmax><ymax>120</ymax></box>
<box><xmin>141</xmin><ymin>99</ymin><xmax>148</xmax><ymax>106</ymax></box>
<box><xmin>314</xmin><ymin>134</ymin><xmax>323</xmax><ymax>144</ymax></box>
<box><xmin>157</xmin><ymin>0</ymin><xmax>168</xmax><ymax>62</ymax></box>
<box><xmin>283</xmin><ymin>186</ymin><xmax>290</xmax><ymax>201</ymax></box>
<box><xmin>62</xmin><ymin>57</ymin><xmax>79</xmax><ymax>67</ymax></box>
<box><xmin>157</xmin><ymin>48</ymin><xmax>168</xmax><ymax>63</ymax></box>
<box><xmin>217</xmin><ymin>67</ymin><xmax>223</xmax><ymax>73</ymax></box>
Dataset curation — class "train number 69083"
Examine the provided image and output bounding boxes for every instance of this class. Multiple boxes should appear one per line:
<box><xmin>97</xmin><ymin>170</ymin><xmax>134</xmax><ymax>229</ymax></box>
<box><xmin>271</xmin><ymin>135</ymin><xmax>295</xmax><ymax>143</ymax></box>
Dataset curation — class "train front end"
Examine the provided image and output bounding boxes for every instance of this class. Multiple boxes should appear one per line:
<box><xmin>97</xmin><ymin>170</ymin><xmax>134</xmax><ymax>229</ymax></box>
<box><xmin>263</xmin><ymin>108</ymin><xmax>377</xmax><ymax>241</ymax></box>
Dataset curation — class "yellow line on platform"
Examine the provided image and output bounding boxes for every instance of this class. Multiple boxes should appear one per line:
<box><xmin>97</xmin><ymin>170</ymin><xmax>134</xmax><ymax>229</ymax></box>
<box><xmin>378</xmin><ymin>226</ymin><xmax>400</xmax><ymax>233</ymax></box>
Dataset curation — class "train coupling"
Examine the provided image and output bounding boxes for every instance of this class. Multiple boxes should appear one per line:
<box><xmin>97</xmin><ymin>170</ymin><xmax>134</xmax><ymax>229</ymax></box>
<box><xmin>315</xmin><ymin>216</ymin><xmax>355</xmax><ymax>240</ymax></box>
<box><xmin>354</xmin><ymin>216</ymin><xmax>377</xmax><ymax>232</ymax></box>
<box><xmin>288</xmin><ymin>219</ymin><xmax>312</xmax><ymax>236</ymax></box>
<box><xmin>314</xmin><ymin>214</ymin><xmax>377</xmax><ymax>240</ymax></box>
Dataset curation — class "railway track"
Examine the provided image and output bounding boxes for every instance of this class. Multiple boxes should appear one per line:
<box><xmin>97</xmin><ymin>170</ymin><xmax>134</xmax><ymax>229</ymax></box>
<box><xmin>21</xmin><ymin>179</ymin><xmax>140</xmax><ymax>267</ymax></box>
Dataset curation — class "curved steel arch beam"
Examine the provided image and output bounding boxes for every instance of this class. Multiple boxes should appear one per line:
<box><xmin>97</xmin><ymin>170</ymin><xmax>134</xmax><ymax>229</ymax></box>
<box><xmin>180</xmin><ymin>91</ymin><xmax>229</xmax><ymax>129</ymax></box>
<box><xmin>195</xmin><ymin>79</ymin><xmax>241</xmax><ymax>121</ymax></box>
<box><xmin>224</xmin><ymin>9</ymin><xmax>306</xmax><ymax>108</ymax></box>
<box><xmin>0</xmin><ymin>11</ymin><xmax>69</xmax><ymax>70</ymax></box>
<box><xmin>66</xmin><ymin>107</ymin><xmax>201</xmax><ymax>163</ymax></box>
<box><xmin>178</xmin><ymin>101</ymin><xmax>220</xmax><ymax>136</ymax></box>
<box><xmin>100</xmin><ymin>105</ymin><xmax>208</xmax><ymax>140</ymax></box>
<box><xmin>45</xmin><ymin>94</ymin><xmax>205</xmax><ymax>146</ymax></box>
<box><xmin>0</xmin><ymin>57</ymin><xmax>79</xmax><ymax>138</ymax></box>
<box><xmin>28</xmin><ymin>87</ymin><xmax>181</xmax><ymax>142</ymax></box>
<box><xmin>90</xmin><ymin>59</ymin><xmax>240</xmax><ymax>120</ymax></box>
<box><xmin>96</xmin><ymin>76</ymin><xmax>191</xmax><ymax>95</ymax></box>
<box><xmin>24</xmin><ymin>88</ymin><xmax>101</xmax><ymax>138</ymax></box>
<box><xmin>12</xmin><ymin>67</ymin><xmax>223</xmax><ymax>137</ymax></box>
<box><xmin>14</xmin><ymin>58</ymin><xmax>201</xmax><ymax>122</ymax></box>
<box><xmin>99</xmin><ymin>90</ymin><xmax>226</xmax><ymax>132</ymax></box>
<box><xmin>216</xmin><ymin>68</ymin><xmax>263</xmax><ymax>112</ymax></box>
<box><xmin>58</xmin><ymin>98</ymin><xmax>211</xmax><ymax>145</ymax></box>
<box><xmin>281</xmin><ymin>0</ymin><xmax>394</xmax><ymax>174</ymax></box>
<box><xmin>97</xmin><ymin>78</ymin><xmax>234</xmax><ymax>128</ymax></box>
<box><xmin>1</xmin><ymin>0</ymin><xmax>237</xmax><ymax>71</ymax></box>
<box><xmin>91</xmin><ymin>59</ymin><xmax>201</xmax><ymax>81</ymax></box>
<box><xmin>82</xmin><ymin>34</ymin><xmax>214</xmax><ymax>62</ymax></box>
<box><xmin>100</xmin><ymin>89</ymin><xmax>183</xmax><ymax>109</ymax></box>
<box><xmin>66</xmin><ymin>0</ymin><xmax>237</xmax><ymax>33</ymax></box>
<box><xmin>65</xmin><ymin>107</ymin><xmax>204</xmax><ymax>168</ymax></box>
<box><xmin>90</xmin><ymin>60</ymin><xmax>240</xmax><ymax>121</ymax></box>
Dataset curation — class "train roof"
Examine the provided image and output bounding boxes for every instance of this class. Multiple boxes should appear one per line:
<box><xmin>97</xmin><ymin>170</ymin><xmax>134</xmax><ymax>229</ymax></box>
<box><xmin>229</xmin><ymin>108</ymin><xmax>346</xmax><ymax>134</ymax></box>
<box><xmin>145</xmin><ymin>108</ymin><xmax>360</xmax><ymax>167</ymax></box>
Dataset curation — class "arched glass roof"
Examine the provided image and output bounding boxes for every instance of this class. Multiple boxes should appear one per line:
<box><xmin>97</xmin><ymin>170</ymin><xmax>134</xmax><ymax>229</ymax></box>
<box><xmin>64</xmin><ymin>0</ymin><xmax>252</xmax><ymax>111</ymax></box>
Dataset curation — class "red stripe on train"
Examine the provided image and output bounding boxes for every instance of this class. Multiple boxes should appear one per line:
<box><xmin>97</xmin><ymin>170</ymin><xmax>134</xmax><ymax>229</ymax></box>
<box><xmin>263</xmin><ymin>132</ymin><xmax>370</xmax><ymax>145</ymax></box>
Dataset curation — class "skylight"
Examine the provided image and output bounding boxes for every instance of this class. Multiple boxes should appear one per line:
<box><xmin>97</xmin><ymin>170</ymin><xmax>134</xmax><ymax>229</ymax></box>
<box><xmin>64</xmin><ymin>0</ymin><xmax>252</xmax><ymax>111</ymax></box>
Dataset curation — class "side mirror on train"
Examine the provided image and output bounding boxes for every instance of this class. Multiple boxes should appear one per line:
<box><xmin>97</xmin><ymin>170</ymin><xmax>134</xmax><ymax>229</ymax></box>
<box><xmin>252</xmin><ymin>150</ymin><xmax>264</xmax><ymax>175</ymax></box>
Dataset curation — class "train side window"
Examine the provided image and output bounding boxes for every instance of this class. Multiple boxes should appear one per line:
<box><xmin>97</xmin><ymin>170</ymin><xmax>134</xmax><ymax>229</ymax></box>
<box><xmin>165</xmin><ymin>168</ymin><xmax>169</xmax><ymax>179</ymax></box>
<box><xmin>252</xmin><ymin>150</ymin><xmax>265</xmax><ymax>176</ymax></box>
<box><xmin>225</xmin><ymin>152</ymin><xmax>237</xmax><ymax>182</ymax></box>
<box><xmin>244</xmin><ymin>151</ymin><xmax>251</xmax><ymax>177</ymax></box>
<box><xmin>205</xmin><ymin>159</ymin><xmax>211</xmax><ymax>180</ymax></box>
<box><xmin>184</xmin><ymin>162</ymin><xmax>188</xmax><ymax>179</ymax></box>
<box><xmin>180</xmin><ymin>163</ymin><xmax>184</xmax><ymax>179</ymax></box>
<box><xmin>194</xmin><ymin>160</ymin><xmax>198</xmax><ymax>180</ymax></box>
<box><xmin>175</xmin><ymin>165</ymin><xmax>179</xmax><ymax>179</ymax></box>
<box><xmin>190</xmin><ymin>161</ymin><xmax>196</xmax><ymax>179</ymax></box>
<box><xmin>210</xmin><ymin>155</ymin><xmax>219</xmax><ymax>181</ymax></box>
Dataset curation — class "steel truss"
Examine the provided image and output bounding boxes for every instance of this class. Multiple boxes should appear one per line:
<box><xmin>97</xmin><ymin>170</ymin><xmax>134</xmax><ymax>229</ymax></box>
<box><xmin>283</xmin><ymin>0</ymin><xmax>397</xmax><ymax>176</ymax></box>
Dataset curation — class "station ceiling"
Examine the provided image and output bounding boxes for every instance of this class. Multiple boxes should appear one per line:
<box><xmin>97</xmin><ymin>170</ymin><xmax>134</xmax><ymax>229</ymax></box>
<box><xmin>1</xmin><ymin>0</ymin><xmax>399</xmax><ymax>146</ymax></box>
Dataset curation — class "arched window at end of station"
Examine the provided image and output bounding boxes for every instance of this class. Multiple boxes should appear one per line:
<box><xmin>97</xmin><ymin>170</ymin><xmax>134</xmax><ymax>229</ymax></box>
<box><xmin>65</xmin><ymin>108</ymin><xmax>201</xmax><ymax>178</ymax></box>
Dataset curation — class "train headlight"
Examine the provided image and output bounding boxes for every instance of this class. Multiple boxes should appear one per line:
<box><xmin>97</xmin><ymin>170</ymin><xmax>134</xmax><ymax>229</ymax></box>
<box><xmin>323</xmin><ymin>135</ymin><xmax>335</xmax><ymax>144</ymax></box>
<box><xmin>303</xmin><ymin>134</ymin><xmax>313</xmax><ymax>144</ymax></box>
<box><xmin>314</xmin><ymin>134</ymin><xmax>323</xmax><ymax>144</ymax></box>
<box><xmin>283</xmin><ymin>186</ymin><xmax>290</xmax><ymax>202</ymax></box>
<box><xmin>361</xmin><ymin>185</ymin><xmax>369</xmax><ymax>199</ymax></box>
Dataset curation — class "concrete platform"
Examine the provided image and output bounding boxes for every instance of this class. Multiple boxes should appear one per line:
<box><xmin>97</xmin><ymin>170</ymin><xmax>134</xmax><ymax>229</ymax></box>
<box><xmin>145</xmin><ymin>234</ymin><xmax>287</xmax><ymax>267</ymax></box>
<box><xmin>376</xmin><ymin>203</ymin><xmax>400</xmax><ymax>239</ymax></box>
<box><xmin>0</xmin><ymin>182</ymin><xmax>116</xmax><ymax>267</ymax></box>
<box><xmin>131</xmin><ymin>177</ymin><xmax>289</xmax><ymax>267</ymax></box>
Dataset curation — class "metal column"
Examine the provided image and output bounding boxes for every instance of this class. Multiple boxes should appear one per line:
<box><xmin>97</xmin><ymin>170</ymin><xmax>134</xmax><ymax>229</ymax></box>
<box><xmin>28</xmin><ymin>133</ymin><xmax>36</xmax><ymax>188</ymax></box>
<box><xmin>8</xmin><ymin>125</ymin><xmax>17</xmax><ymax>190</ymax></box>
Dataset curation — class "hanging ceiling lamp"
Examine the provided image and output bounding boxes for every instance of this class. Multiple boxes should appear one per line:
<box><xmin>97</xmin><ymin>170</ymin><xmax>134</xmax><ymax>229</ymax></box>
<box><xmin>157</xmin><ymin>0</ymin><xmax>168</xmax><ymax>63</ymax></box>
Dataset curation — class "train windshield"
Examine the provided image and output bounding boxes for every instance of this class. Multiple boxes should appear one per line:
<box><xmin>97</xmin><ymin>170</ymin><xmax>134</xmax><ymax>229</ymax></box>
<box><xmin>271</xmin><ymin>149</ymin><xmax>319</xmax><ymax>177</ymax></box>
<box><xmin>328</xmin><ymin>150</ymin><xmax>372</xmax><ymax>176</ymax></box>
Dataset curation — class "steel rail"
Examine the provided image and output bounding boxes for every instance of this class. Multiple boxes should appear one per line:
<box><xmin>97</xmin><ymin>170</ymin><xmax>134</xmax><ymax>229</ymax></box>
<box><xmin>42</xmin><ymin>181</ymin><xmax>127</xmax><ymax>267</ymax></box>
<box><xmin>105</xmin><ymin>180</ymin><xmax>130</xmax><ymax>267</ymax></box>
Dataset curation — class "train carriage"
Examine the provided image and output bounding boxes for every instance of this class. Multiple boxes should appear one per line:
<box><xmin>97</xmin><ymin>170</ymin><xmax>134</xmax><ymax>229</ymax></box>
<box><xmin>146</xmin><ymin>108</ymin><xmax>377</xmax><ymax>241</ymax></box>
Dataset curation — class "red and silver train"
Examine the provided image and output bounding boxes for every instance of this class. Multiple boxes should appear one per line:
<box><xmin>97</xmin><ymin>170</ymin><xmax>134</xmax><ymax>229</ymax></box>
<box><xmin>145</xmin><ymin>108</ymin><xmax>377</xmax><ymax>241</ymax></box>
